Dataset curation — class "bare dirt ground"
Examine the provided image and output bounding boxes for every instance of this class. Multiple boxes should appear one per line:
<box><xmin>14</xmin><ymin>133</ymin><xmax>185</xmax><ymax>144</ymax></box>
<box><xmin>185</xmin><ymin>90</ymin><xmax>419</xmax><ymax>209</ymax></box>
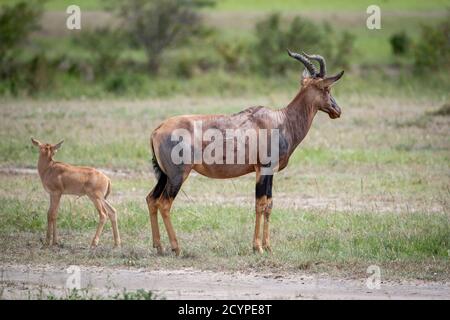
<box><xmin>1</xmin><ymin>264</ymin><xmax>449</xmax><ymax>300</ymax></box>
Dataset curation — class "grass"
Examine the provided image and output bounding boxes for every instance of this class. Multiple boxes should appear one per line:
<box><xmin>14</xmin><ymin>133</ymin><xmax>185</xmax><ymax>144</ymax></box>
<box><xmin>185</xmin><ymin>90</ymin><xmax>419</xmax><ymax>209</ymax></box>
<box><xmin>1</xmin><ymin>0</ymin><xmax>448</xmax><ymax>11</ymax></box>
<box><xmin>430</xmin><ymin>103</ymin><xmax>450</xmax><ymax>116</ymax></box>
<box><xmin>0</xmin><ymin>0</ymin><xmax>108</xmax><ymax>11</ymax></box>
<box><xmin>212</xmin><ymin>0</ymin><xmax>449</xmax><ymax>12</ymax></box>
<box><xmin>0</xmin><ymin>194</ymin><xmax>448</xmax><ymax>280</ymax></box>
<box><xmin>0</xmin><ymin>91</ymin><xmax>448</xmax><ymax>168</ymax></box>
<box><xmin>45</xmin><ymin>288</ymin><xmax>163</xmax><ymax>300</ymax></box>
<box><xmin>0</xmin><ymin>91</ymin><xmax>449</xmax><ymax>280</ymax></box>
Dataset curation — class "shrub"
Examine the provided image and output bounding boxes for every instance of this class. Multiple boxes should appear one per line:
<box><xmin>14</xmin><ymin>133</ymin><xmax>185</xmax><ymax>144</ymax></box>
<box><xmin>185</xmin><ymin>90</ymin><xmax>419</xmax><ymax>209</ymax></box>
<box><xmin>104</xmin><ymin>72</ymin><xmax>145</xmax><ymax>94</ymax></box>
<box><xmin>0</xmin><ymin>1</ymin><xmax>42</xmax><ymax>67</ymax></box>
<box><xmin>26</xmin><ymin>53</ymin><xmax>54</xmax><ymax>92</ymax></box>
<box><xmin>214</xmin><ymin>38</ymin><xmax>250</xmax><ymax>72</ymax></box>
<box><xmin>0</xmin><ymin>1</ymin><xmax>43</xmax><ymax>94</ymax></box>
<box><xmin>116</xmin><ymin>0</ymin><xmax>212</xmax><ymax>74</ymax></box>
<box><xmin>253</xmin><ymin>14</ymin><xmax>330</xmax><ymax>75</ymax></box>
<box><xmin>72</xmin><ymin>27</ymin><xmax>126</xmax><ymax>78</ymax></box>
<box><xmin>390</xmin><ymin>31</ymin><xmax>411</xmax><ymax>56</ymax></box>
<box><xmin>332</xmin><ymin>31</ymin><xmax>356</xmax><ymax>70</ymax></box>
<box><xmin>414</xmin><ymin>19</ymin><xmax>450</xmax><ymax>72</ymax></box>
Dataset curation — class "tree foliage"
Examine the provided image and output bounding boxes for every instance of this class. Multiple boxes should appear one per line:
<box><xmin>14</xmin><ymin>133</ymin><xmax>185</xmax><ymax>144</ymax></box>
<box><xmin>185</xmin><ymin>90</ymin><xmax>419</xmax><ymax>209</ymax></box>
<box><xmin>0</xmin><ymin>1</ymin><xmax>43</xmax><ymax>78</ymax></box>
<box><xmin>117</xmin><ymin>0</ymin><xmax>212</xmax><ymax>73</ymax></box>
<box><xmin>414</xmin><ymin>19</ymin><xmax>450</xmax><ymax>72</ymax></box>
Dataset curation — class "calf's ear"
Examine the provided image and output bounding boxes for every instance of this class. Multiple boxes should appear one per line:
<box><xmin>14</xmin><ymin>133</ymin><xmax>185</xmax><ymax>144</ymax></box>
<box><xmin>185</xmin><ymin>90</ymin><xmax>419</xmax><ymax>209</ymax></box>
<box><xmin>53</xmin><ymin>140</ymin><xmax>64</xmax><ymax>150</ymax></box>
<box><xmin>31</xmin><ymin>137</ymin><xmax>42</xmax><ymax>147</ymax></box>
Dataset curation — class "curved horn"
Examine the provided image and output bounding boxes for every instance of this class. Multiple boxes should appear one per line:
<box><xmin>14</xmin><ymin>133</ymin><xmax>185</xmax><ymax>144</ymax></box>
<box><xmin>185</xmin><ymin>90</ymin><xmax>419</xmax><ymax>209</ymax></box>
<box><xmin>287</xmin><ymin>49</ymin><xmax>317</xmax><ymax>77</ymax></box>
<box><xmin>302</xmin><ymin>52</ymin><xmax>326</xmax><ymax>78</ymax></box>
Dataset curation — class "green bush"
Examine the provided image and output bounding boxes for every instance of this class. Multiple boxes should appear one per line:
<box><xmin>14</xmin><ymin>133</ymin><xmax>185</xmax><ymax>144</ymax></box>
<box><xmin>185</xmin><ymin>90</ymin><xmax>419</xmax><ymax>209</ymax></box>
<box><xmin>414</xmin><ymin>19</ymin><xmax>450</xmax><ymax>72</ymax></box>
<box><xmin>72</xmin><ymin>27</ymin><xmax>127</xmax><ymax>77</ymax></box>
<box><xmin>116</xmin><ymin>0</ymin><xmax>212</xmax><ymax>74</ymax></box>
<box><xmin>390</xmin><ymin>31</ymin><xmax>411</xmax><ymax>56</ymax></box>
<box><xmin>331</xmin><ymin>31</ymin><xmax>356</xmax><ymax>70</ymax></box>
<box><xmin>214</xmin><ymin>38</ymin><xmax>250</xmax><ymax>73</ymax></box>
<box><xmin>26</xmin><ymin>53</ymin><xmax>54</xmax><ymax>92</ymax></box>
<box><xmin>0</xmin><ymin>1</ymin><xmax>43</xmax><ymax>95</ymax></box>
<box><xmin>0</xmin><ymin>1</ymin><xmax>42</xmax><ymax>66</ymax></box>
<box><xmin>172</xmin><ymin>51</ymin><xmax>221</xmax><ymax>78</ymax></box>
<box><xmin>253</xmin><ymin>14</ymin><xmax>331</xmax><ymax>75</ymax></box>
<box><xmin>104</xmin><ymin>72</ymin><xmax>146</xmax><ymax>94</ymax></box>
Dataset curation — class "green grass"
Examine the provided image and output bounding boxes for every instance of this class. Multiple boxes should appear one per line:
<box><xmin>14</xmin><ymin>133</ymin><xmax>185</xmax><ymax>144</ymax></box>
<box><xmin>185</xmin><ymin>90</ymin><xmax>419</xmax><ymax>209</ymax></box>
<box><xmin>212</xmin><ymin>0</ymin><xmax>449</xmax><ymax>11</ymax></box>
<box><xmin>0</xmin><ymin>195</ymin><xmax>448</xmax><ymax>280</ymax></box>
<box><xmin>1</xmin><ymin>0</ymin><xmax>448</xmax><ymax>11</ymax></box>
<box><xmin>0</xmin><ymin>65</ymin><xmax>449</xmax><ymax>281</ymax></box>
<box><xmin>1</xmin><ymin>89</ymin><xmax>448</xmax><ymax>169</ymax></box>
<box><xmin>45</xmin><ymin>288</ymin><xmax>163</xmax><ymax>300</ymax></box>
<box><xmin>0</xmin><ymin>0</ymin><xmax>107</xmax><ymax>10</ymax></box>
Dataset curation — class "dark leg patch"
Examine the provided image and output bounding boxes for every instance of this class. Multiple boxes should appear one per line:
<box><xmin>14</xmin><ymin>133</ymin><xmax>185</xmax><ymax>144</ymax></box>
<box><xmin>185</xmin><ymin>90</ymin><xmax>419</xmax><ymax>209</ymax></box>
<box><xmin>256</xmin><ymin>175</ymin><xmax>273</xmax><ymax>198</ymax></box>
<box><xmin>150</xmin><ymin>173</ymin><xmax>167</xmax><ymax>199</ymax></box>
<box><xmin>161</xmin><ymin>176</ymin><xmax>183</xmax><ymax>199</ymax></box>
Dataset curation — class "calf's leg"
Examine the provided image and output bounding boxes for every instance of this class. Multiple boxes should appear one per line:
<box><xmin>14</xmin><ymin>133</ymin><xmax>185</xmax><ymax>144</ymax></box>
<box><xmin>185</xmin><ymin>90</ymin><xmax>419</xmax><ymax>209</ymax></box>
<box><xmin>46</xmin><ymin>193</ymin><xmax>61</xmax><ymax>246</ymax></box>
<box><xmin>103</xmin><ymin>200</ymin><xmax>121</xmax><ymax>248</ymax></box>
<box><xmin>90</xmin><ymin>196</ymin><xmax>108</xmax><ymax>248</ymax></box>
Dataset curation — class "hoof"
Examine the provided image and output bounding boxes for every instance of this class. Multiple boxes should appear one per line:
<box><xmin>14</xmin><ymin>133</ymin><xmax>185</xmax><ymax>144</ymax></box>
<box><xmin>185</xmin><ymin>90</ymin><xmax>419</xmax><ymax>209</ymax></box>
<box><xmin>44</xmin><ymin>238</ymin><xmax>51</xmax><ymax>247</ymax></box>
<box><xmin>253</xmin><ymin>246</ymin><xmax>264</xmax><ymax>254</ymax></box>
<box><xmin>263</xmin><ymin>246</ymin><xmax>272</xmax><ymax>254</ymax></box>
<box><xmin>48</xmin><ymin>242</ymin><xmax>60</xmax><ymax>249</ymax></box>
<box><xmin>172</xmin><ymin>247</ymin><xmax>181</xmax><ymax>256</ymax></box>
<box><xmin>154</xmin><ymin>244</ymin><xmax>164</xmax><ymax>255</ymax></box>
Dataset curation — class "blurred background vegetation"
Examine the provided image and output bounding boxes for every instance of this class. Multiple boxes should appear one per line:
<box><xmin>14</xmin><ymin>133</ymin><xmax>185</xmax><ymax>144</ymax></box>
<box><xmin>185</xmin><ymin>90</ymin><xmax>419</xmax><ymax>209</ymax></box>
<box><xmin>0</xmin><ymin>0</ymin><xmax>448</xmax><ymax>99</ymax></box>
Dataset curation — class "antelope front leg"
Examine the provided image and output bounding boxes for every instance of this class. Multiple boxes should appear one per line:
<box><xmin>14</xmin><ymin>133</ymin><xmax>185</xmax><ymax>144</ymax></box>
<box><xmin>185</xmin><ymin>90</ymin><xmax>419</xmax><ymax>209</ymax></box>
<box><xmin>46</xmin><ymin>210</ymin><xmax>53</xmax><ymax>246</ymax></box>
<box><xmin>253</xmin><ymin>197</ymin><xmax>265</xmax><ymax>254</ymax></box>
<box><xmin>254</xmin><ymin>173</ymin><xmax>273</xmax><ymax>254</ymax></box>
<box><xmin>46</xmin><ymin>193</ymin><xmax>61</xmax><ymax>246</ymax></box>
<box><xmin>262</xmin><ymin>197</ymin><xmax>273</xmax><ymax>253</ymax></box>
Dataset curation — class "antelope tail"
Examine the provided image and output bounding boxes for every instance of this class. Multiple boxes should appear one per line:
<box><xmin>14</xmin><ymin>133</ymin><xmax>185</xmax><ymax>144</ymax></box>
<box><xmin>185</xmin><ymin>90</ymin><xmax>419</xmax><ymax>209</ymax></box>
<box><xmin>103</xmin><ymin>180</ymin><xmax>116</xmax><ymax>214</ymax></box>
<box><xmin>151</xmin><ymin>139</ymin><xmax>163</xmax><ymax>180</ymax></box>
<box><xmin>105</xmin><ymin>179</ymin><xmax>112</xmax><ymax>199</ymax></box>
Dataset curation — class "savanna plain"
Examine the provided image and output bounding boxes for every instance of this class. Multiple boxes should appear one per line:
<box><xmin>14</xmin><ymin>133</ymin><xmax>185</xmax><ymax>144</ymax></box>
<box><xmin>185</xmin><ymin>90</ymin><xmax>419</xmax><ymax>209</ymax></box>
<box><xmin>0</xmin><ymin>0</ymin><xmax>449</xmax><ymax>299</ymax></box>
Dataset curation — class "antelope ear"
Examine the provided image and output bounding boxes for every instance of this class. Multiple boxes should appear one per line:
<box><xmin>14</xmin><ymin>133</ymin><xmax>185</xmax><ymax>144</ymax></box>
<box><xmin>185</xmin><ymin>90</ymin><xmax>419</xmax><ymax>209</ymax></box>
<box><xmin>318</xmin><ymin>70</ymin><xmax>344</xmax><ymax>89</ymax></box>
<box><xmin>53</xmin><ymin>140</ymin><xmax>64</xmax><ymax>150</ymax></box>
<box><xmin>31</xmin><ymin>137</ymin><xmax>42</xmax><ymax>147</ymax></box>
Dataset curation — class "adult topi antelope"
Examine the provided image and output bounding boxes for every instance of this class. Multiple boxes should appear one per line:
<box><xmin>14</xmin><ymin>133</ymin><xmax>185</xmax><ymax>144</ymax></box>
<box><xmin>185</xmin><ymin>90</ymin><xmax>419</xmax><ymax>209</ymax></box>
<box><xmin>31</xmin><ymin>138</ymin><xmax>121</xmax><ymax>248</ymax></box>
<box><xmin>147</xmin><ymin>50</ymin><xmax>344</xmax><ymax>255</ymax></box>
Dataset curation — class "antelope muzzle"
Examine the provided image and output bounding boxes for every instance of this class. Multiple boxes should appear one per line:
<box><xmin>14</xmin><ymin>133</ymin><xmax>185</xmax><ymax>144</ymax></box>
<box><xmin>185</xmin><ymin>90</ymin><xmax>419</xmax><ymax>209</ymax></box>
<box><xmin>328</xmin><ymin>96</ymin><xmax>341</xmax><ymax>119</ymax></box>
